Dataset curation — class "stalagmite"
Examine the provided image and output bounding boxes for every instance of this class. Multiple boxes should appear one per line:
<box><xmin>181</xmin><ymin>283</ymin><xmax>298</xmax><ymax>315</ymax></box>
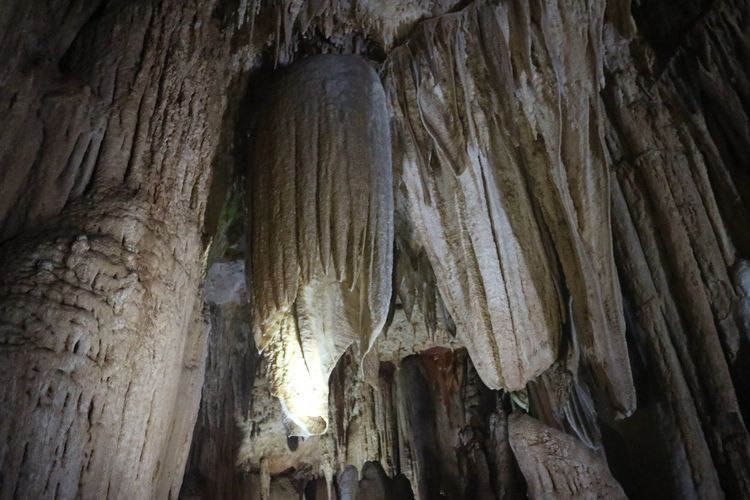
<box><xmin>509</xmin><ymin>413</ymin><xmax>627</xmax><ymax>499</ymax></box>
<box><xmin>0</xmin><ymin>2</ymin><xmax>227</xmax><ymax>497</ymax></box>
<box><xmin>248</xmin><ymin>55</ymin><xmax>393</xmax><ymax>435</ymax></box>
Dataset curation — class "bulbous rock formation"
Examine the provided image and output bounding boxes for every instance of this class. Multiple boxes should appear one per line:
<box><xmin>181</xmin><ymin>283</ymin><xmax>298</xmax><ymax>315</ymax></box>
<box><xmin>509</xmin><ymin>413</ymin><xmax>627</xmax><ymax>499</ymax></box>
<box><xmin>248</xmin><ymin>55</ymin><xmax>393</xmax><ymax>435</ymax></box>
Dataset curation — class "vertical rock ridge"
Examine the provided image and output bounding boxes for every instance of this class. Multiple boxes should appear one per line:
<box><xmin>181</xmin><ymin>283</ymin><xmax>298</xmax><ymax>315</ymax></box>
<box><xmin>509</xmin><ymin>413</ymin><xmax>627</xmax><ymax>500</ymax></box>
<box><xmin>0</xmin><ymin>1</ymin><xmax>229</xmax><ymax>497</ymax></box>
<box><xmin>603</xmin><ymin>2</ymin><xmax>750</xmax><ymax>493</ymax></box>
<box><xmin>3</xmin><ymin>0</ymin><xmax>750</xmax><ymax>498</ymax></box>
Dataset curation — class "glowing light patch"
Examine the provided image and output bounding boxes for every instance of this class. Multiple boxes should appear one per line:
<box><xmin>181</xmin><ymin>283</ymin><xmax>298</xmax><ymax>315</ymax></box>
<box><xmin>267</xmin><ymin>313</ymin><xmax>330</xmax><ymax>436</ymax></box>
<box><xmin>277</xmin><ymin>351</ymin><xmax>328</xmax><ymax>436</ymax></box>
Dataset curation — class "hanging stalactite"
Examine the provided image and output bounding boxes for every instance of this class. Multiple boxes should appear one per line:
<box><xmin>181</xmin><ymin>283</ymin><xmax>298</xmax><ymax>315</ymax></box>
<box><xmin>382</xmin><ymin>1</ymin><xmax>636</xmax><ymax>416</ymax></box>
<box><xmin>248</xmin><ymin>54</ymin><xmax>394</xmax><ymax>435</ymax></box>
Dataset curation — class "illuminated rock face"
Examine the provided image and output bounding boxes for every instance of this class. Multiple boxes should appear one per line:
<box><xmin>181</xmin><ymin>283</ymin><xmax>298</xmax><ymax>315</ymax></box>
<box><xmin>248</xmin><ymin>55</ymin><xmax>393</xmax><ymax>435</ymax></box>
<box><xmin>383</xmin><ymin>2</ymin><xmax>634</xmax><ymax>413</ymax></box>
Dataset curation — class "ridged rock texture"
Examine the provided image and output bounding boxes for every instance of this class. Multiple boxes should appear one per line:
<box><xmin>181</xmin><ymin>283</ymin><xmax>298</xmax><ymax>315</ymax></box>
<box><xmin>248</xmin><ymin>55</ymin><xmax>393</xmax><ymax>435</ymax></box>
<box><xmin>604</xmin><ymin>1</ymin><xmax>750</xmax><ymax>496</ymax></box>
<box><xmin>0</xmin><ymin>1</ymin><xmax>228</xmax><ymax>498</ymax></box>
<box><xmin>1</xmin><ymin>0</ymin><xmax>750</xmax><ymax>499</ymax></box>
<box><xmin>384</xmin><ymin>1</ymin><xmax>635</xmax><ymax>413</ymax></box>
<box><xmin>508</xmin><ymin>413</ymin><xmax>627</xmax><ymax>499</ymax></box>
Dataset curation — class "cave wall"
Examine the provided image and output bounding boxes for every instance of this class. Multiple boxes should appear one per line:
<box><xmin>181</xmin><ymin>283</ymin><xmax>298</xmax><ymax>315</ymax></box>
<box><xmin>604</xmin><ymin>1</ymin><xmax>750</xmax><ymax>496</ymax></box>
<box><xmin>0</xmin><ymin>1</ymin><xmax>232</xmax><ymax>497</ymax></box>
<box><xmin>1</xmin><ymin>0</ymin><xmax>749</xmax><ymax>499</ymax></box>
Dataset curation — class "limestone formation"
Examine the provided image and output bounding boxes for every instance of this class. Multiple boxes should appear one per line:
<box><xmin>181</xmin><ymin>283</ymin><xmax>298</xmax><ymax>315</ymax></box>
<box><xmin>248</xmin><ymin>55</ymin><xmax>393</xmax><ymax>435</ymax></box>
<box><xmin>383</xmin><ymin>1</ymin><xmax>635</xmax><ymax>416</ymax></box>
<box><xmin>509</xmin><ymin>413</ymin><xmax>627</xmax><ymax>499</ymax></box>
<box><xmin>2</xmin><ymin>0</ymin><xmax>750</xmax><ymax>499</ymax></box>
<box><xmin>0</xmin><ymin>2</ymin><xmax>227</xmax><ymax>497</ymax></box>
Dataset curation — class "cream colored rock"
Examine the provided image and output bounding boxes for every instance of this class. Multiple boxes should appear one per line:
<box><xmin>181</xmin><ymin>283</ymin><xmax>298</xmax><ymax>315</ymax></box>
<box><xmin>248</xmin><ymin>55</ymin><xmax>393</xmax><ymax>434</ymax></box>
<box><xmin>509</xmin><ymin>414</ymin><xmax>626</xmax><ymax>500</ymax></box>
<box><xmin>382</xmin><ymin>2</ymin><xmax>635</xmax><ymax>413</ymax></box>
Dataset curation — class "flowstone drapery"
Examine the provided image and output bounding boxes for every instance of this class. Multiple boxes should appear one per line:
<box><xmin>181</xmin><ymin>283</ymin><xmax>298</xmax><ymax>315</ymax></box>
<box><xmin>383</xmin><ymin>2</ymin><xmax>635</xmax><ymax>415</ymax></box>
<box><xmin>248</xmin><ymin>55</ymin><xmax>393</xmax><ymax>435</ymax></box>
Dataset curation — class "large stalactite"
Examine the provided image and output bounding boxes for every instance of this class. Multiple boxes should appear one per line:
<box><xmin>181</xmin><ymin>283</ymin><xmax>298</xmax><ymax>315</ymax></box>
<box><xmin>248</xmin><ymin>55</ymin><xmax>394</xmax><ymax>435</ymax></box>
<box><xmin>383</xmin><ymin>1</ymin><xmax>636</xmax><ymax>415</ymax></box>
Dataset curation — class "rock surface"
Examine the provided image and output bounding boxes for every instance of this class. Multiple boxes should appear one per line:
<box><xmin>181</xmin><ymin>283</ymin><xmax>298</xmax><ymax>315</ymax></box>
<box><xmin>383</xmin><ymin>1</ymin><xmax>635</xmax><ymax>415</ymax></box>
<box><xmin>509</xmin><ymin>414</ymin><xmax>627</xmax><ymax>500</ymax></box>
<box><xmin>248</xmin><ymin>54</ymin><xmax>393</xmax><ymax>435</ymax></box>
<box><xmin>2</xmin><ymin>0</ymin><xmax>750</xmax><ymax>499</ymax></box>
